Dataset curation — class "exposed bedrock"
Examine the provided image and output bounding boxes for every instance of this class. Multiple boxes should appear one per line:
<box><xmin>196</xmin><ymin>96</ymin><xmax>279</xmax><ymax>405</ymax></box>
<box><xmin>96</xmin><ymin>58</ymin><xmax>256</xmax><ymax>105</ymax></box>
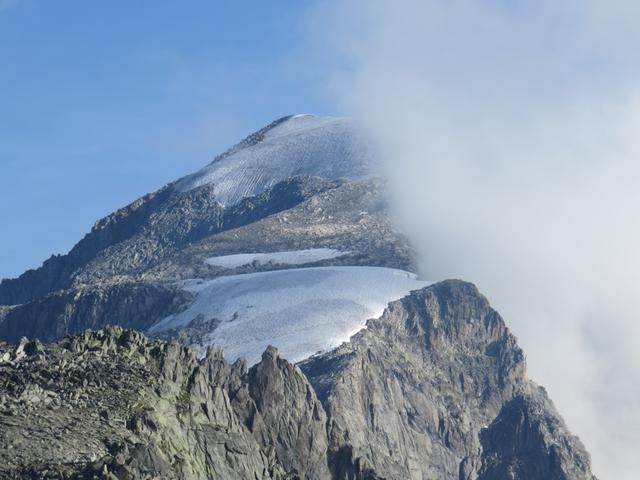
<box><xmin>0</xmin><ymin>176</ymin><xmax>338</xmax><ymax>306</ymax></box>
<box><xmin>0</xmin><ymin>281</ymin><xmax>595</xmax><ymax>479</ymax></box>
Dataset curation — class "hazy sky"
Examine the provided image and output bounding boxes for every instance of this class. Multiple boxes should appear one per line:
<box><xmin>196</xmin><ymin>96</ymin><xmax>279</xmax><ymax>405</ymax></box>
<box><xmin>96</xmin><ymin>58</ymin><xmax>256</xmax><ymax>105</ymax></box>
<box><xmin>0</xmin><ymin>0</ymin><xmax>328</xmax><ymax>278</ymax></box>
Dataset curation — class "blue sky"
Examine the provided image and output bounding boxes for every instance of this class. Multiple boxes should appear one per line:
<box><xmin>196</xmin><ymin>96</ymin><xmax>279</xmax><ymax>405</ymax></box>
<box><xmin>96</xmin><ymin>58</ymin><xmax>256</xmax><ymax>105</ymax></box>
<box><xmin>0</xmin><ymin>0</ymin><xmax>330</xmax><ymax>278</ymax></box>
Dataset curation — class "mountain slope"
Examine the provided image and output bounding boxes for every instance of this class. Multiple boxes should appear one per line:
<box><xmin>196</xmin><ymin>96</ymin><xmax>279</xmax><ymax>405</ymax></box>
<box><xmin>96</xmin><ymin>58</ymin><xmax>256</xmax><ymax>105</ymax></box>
<box><xmin>301</xmin><ymin>280</ymin><xmax>594</xmax><ymax>479</ymax></box>
<box><xmin>0</xmin><ymin>282</ymin><xmax>596</xmax><ymax>479</ymax></box>
<box><xmin>0</xmin><ymin>115</ymin><xmax>370</xmax><ymax>304</ymax></box>
<box><xmin>0</xmin><ymin>115</ymin><xmax>413</xmax><ymax>361</ymax></box>
<box><xmin>0</xmin><ymin>113</ymin><xmax>597</xmax><ymax>479</ymax></box>
<box><xmin>175</xmin><ymin>114</ymin><xmax>371</xmax><ymax>204</ymax></box>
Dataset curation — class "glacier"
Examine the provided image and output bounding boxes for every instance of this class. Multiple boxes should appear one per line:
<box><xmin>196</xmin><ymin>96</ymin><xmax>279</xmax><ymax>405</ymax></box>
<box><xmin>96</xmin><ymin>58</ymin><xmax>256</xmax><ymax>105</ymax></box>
<box><xmin>174</xmin><ymin>114</ymin><xmax>371</xmax><ymax>206</ymax></box>
<box><xmin>149</xmin><ymin>266</ymin><xmax>429</xmax><ymax>365</ymax></box>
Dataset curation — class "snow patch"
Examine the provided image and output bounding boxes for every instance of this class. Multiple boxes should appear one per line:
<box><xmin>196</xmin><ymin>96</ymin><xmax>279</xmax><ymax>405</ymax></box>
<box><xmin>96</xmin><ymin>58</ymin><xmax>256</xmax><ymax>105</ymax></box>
<box><xmin>174</xmin><ymin>115</ymin><xmax>371</xmax><ymax>206</ymax></box>
<box><xmin>204</xmin><ymin>248</ymin><xmax>348</xmax><ymax>269</ymax></box>
<box><xmin>149</xmin><ymin>266</ymin><xmax>429</xmax><ymax>365</ymax></box>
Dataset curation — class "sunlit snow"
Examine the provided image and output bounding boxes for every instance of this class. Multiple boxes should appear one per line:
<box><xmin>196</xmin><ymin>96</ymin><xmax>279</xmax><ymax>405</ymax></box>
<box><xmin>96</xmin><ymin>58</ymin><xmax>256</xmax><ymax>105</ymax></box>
<box><xmin>174</xmin><ymin>115</ymin><xmax>371</xmax><ymax>205</ymax></box>
<box><xmin>149</xmin><ymin>266</ymin><xmax>429</xmax><ymax>365</ymax></box>
<box><xmin>204</xmin><ymin>248</ymin><xmax>348</xmax><ymax>269</ymax></box>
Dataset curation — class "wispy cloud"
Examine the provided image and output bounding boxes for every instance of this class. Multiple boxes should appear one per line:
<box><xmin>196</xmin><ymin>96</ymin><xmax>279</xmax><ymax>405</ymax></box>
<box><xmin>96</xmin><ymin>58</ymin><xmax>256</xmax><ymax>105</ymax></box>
<box><xmin>308</xmin><ymin>1</ymin><xmax>640</xmax><ymax>478</ymax></box>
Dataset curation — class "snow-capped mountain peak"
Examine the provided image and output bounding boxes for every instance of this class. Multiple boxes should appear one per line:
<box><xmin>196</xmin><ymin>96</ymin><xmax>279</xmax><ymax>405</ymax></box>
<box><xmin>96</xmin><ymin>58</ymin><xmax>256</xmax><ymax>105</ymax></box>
<box><xmin>174</xmin><ymin>114</ymin><xmax>372</xmax><ymax>206</ymax></box>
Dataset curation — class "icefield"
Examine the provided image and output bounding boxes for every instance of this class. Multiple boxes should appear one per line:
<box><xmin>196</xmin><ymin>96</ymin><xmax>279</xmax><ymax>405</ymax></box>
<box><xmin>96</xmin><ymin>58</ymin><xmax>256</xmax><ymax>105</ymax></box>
<box><xmin>149</xmin><ymin>266</ymin><xmax>429</xmax><ymax>365</ymax></box>
<box><xmin>174</xmin><ymin>114</ymin><xmax>371</xmax><ymax>205</ymax></box>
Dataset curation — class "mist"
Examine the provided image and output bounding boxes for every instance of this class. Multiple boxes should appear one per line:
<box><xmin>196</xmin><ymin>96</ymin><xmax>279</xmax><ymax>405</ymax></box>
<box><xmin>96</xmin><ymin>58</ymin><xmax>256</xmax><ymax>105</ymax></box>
<box><xmin>310</xmin><ymin>1</ymin><xmax>640</xmax><ymax>478</ymax></box>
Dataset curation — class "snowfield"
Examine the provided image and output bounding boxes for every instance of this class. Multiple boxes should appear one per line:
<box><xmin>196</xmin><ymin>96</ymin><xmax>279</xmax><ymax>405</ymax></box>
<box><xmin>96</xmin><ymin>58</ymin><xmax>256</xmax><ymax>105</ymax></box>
<box><xmin>149</xmin><ymin>266</ymin><xmax>429</xmax><ymax>365</ymax></box>
<box><xmin>174</xmin><ymin>114</ymin><xmax>371</xmax><ymax>206</ymax></box>
<box><xmin>204</xmin><ymin>248</ymin><xmax>348</xmax><ymax>269</ymax></box>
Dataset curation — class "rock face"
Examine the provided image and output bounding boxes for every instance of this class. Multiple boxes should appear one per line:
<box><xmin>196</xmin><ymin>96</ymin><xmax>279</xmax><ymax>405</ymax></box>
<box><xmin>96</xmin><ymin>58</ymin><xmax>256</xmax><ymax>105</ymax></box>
<box><xmin>0</xmin><ymin>282</ymin><xmax>192</xmax><ymax>343</ymax></box>
<box><xmin>246</xmin><ymin>347</ymin><xmax>331</xmax><ymax>479</ymax></box>
<box><xmin>0</xmin><ymin>327</ymin><xmax>299</xmax><ymax>479</ymax></box>
<box><xmin>300</xmin><ymin>281</ymin><xmax>595</xmax><ymax>480</ymax></box>
<box><xmin>476</xmin><ymin>391</ymin><xmax>595</xmax><ymax>480</ymax></box>
<box><xmin>0</xmin><ymin>282</ymin><xmax>596</xmax><ymax>479</ymax></box>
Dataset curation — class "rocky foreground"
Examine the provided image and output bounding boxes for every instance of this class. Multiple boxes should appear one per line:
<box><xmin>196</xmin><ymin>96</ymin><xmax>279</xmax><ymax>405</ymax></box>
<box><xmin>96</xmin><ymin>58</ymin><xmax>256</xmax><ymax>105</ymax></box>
<box><xmin>0</xmin><ymin>281</ymin><xmax>595</xmax><ymax>480</ymax></box>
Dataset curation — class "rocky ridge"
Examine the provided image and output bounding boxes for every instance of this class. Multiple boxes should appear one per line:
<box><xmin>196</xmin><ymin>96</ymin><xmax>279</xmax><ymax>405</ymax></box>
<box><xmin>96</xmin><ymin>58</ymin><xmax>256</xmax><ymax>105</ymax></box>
<box><xmin>0</xmin><ymin>114</ymin><xmax>597</xmax><ymax>479</ymax></box>
<box><xmin>0</xmin><ymin>176</ymin><xmax>413</xmax><ymax>344</ymax></box>
<box><xmin>0</xmin><ymin>281</ymin><xmax>596</xmax><ymax>479</ymax></box>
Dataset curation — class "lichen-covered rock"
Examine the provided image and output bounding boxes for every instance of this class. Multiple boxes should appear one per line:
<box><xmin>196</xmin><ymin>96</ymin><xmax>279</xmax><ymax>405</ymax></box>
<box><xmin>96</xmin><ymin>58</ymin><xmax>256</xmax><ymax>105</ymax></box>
<box><xmin>0</xmin><ymin>327</ymin><xmax>309</xmax><ymax>479</ymax></box>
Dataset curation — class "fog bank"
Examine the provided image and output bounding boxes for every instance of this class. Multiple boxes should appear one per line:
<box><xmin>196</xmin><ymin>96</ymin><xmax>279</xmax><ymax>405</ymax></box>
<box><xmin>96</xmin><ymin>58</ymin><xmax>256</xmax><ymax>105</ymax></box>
<box><xmin>310</xmin><ymin>1</ymin><xmax>640</xmax><ymax>478</ymax></box>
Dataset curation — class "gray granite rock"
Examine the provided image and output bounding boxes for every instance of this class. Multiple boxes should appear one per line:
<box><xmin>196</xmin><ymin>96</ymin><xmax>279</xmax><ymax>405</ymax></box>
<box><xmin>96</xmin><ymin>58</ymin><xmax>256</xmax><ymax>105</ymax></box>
<box><xmin>0</xmin><ymin>116</ymin><xmax>597</xmax><ymax>480</ymax></box>
<box><xmin>0</xmin><ymin>282</ymin><xmax>596</xmax><ymax>479</ymax></box>
<box><xmin>300</xmin><ymin>281</ymin><xmax>595</xmax><ymax>480</ymax></box>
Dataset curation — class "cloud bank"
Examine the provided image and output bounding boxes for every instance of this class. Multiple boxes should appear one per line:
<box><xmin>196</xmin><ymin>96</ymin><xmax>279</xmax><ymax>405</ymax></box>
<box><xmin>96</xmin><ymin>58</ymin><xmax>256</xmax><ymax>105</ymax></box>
<box><xmin>310</xmin><ymin>1</ymin><xmax>640</xmax><ymax>478</ymax></box>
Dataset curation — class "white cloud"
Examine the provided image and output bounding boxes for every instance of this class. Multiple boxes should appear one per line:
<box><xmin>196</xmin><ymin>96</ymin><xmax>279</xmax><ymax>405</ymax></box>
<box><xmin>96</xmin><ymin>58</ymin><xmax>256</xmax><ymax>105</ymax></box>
<box><xmin>309</xmin><ymin>1</ymin><xmax>640</xmax><ymax>478</ymax></box>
